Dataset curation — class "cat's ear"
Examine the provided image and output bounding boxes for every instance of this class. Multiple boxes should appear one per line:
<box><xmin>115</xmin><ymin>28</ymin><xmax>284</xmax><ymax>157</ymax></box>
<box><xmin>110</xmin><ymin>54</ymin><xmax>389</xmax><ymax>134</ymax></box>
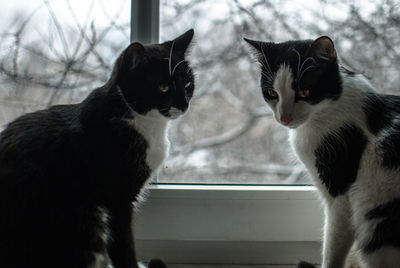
<box><xmin>109</xmin><ymin>42</ymin><xmax>145</xmax><ymax>83</ymax></box>
<box><xmin>243</xmin><ymin>37</ymin><xmax>264</xmax><ymax>54</ymax></box>
<box><xmin>309</xmin><ymin>36</ymin><xmax>337</xmax><ymax>61</ymax></box>
<box><xmin>243</xmin><ymin>38</ymin><xmax>272</xmax><ymax>62</ymax></box>
<box><xmin>119</xmin><ymin>42</ymin><xmax>146</xmax><ymax>69</ymax></box>
<box><xmin>165</xmin><ymin>29</ymin><xmax>194</xmax><ymax>56</ymax></box>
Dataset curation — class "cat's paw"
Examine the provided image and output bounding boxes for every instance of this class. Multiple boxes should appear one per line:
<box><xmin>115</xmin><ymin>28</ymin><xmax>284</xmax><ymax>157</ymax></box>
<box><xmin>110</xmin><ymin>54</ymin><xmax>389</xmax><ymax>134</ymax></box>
<box><xmin>297</xmin><ymin>261</ymin><xmax>318</xmax><ymax>268</ymax></box>
<box><xmin>148</xmin><ymin>259</ymin><xmax>167</xmax><ymax>268</ymax></box>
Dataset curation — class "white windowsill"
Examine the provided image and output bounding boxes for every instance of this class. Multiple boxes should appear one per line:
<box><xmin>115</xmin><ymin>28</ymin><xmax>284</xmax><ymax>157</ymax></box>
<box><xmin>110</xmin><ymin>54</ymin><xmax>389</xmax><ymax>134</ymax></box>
<box><xmin>135</xmin><ymin>185</ymin><xmax>323</xmax><ymax>264</ymax></box>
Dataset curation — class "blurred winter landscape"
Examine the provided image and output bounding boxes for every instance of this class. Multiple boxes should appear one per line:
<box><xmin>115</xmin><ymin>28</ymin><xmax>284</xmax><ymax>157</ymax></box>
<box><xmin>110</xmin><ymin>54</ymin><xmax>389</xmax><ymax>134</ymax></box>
<box><xmin>1</xmin><ymin>0</ymin><xmax>399</xmax><ymax>184</ymax></box>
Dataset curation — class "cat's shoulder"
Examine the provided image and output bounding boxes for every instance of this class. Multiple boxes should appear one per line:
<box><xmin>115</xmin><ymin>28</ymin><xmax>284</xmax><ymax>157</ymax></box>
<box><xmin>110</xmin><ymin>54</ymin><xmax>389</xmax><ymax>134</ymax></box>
<box><xmin>362</xmin><ymin>93</ymin><xmax>400</xmax><ymax>135</ymax></box>
<box><xmin>1</xmin><ymin>104</ymin><xmax>79</xmax><ymax>138</ymax></box>
<box><xmin>1</xmin><ymin>105</ymin><xmax>83</xmax><ymax>153</ymax></box>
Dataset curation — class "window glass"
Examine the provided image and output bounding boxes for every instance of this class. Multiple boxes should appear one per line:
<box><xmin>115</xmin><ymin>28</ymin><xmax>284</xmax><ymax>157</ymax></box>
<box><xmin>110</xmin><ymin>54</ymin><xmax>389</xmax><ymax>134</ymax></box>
<box><xmin>159</xmin><ymin>0</ymin><xmax>400</xmax><ymax>184</ymax></box>
<box><xmin>1</xmin><ymin>1</ymin><xmax>399</xmax><ymax>185</ymax></box>
<box><xmin>0</xmin><ymin>0</ymin><xmax>129</xmax><ymax>126</ymax></box>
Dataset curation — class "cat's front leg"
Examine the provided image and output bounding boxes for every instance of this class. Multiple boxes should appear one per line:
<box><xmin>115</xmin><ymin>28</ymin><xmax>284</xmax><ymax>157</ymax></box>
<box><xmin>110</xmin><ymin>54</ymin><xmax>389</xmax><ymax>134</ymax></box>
<box><xmin>321</xmin><ymin>197</ymin><xmax>354</xmax><ymax>268</ymax></box>
<box><xmin>108</xmin><ymin>203</ymin><xmax>139</xmax><ymax>268</ymax></box>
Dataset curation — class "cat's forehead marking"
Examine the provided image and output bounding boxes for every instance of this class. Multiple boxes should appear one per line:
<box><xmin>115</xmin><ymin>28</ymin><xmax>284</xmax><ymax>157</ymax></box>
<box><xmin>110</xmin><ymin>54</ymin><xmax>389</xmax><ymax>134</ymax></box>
<box><xmin>273</xmin><ymin>64</ymin><xmax>294</xmax><ymax>98</ymax></box>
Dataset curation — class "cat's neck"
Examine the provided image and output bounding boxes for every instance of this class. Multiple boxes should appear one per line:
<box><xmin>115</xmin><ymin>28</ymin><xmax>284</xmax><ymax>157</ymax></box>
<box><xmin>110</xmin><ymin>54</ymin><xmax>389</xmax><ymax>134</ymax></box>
<box><xmin>130</xmin><ymin>109</ymin><xmax>170</xmax><ymax>173</ymax></box>
<box><xmin>297</xmin><ymin>69</ymin><xmax>376</xmax><ymax>134</ymax></box>
<box><xmin>131</xmin><ymin>110</ymin><xmax>170</xmax><ymax>132</ymax></box>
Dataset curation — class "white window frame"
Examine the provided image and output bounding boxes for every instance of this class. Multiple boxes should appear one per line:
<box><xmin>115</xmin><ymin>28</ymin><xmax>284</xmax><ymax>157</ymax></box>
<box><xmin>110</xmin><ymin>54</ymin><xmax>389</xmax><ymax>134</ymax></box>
<box><xmin>131</xmin><ymin>1</ymin><xmax>323</xmax><ymax>265</ymax></box>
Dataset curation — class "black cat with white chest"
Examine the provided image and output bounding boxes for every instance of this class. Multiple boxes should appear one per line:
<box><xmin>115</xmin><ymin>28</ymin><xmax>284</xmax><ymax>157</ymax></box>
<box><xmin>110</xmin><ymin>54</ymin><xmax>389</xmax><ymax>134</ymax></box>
<box><xmin>0</xmin><ymin>29</ymin><xmax>194</xmax><ymax>268</ymax></box>
<box><xmin>245</xmin><ymin>36</ymin><xmax>400</xmax><ymax>267</ymax></box>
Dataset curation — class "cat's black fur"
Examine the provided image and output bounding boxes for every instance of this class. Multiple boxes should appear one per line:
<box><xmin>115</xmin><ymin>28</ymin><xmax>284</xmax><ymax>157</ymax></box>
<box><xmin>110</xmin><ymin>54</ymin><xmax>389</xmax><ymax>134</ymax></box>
<box><xmin>0</xmin><ymin>29</ymin><xmax>194</xmax><ymax>268</ymax></box>
<box><xmin>314</xmin><ymin>124</ymin><xmax>368</xmax><ymax>197</ymax></box>
<box><xmin>365</xmin><ymin>198</ymin><xmax>400</xmax><ymax>252</ymax></box>
<box><xmin>363</xmin><ymin>93</ymin><xmax>400</xmax><ymax>169</ymax></box>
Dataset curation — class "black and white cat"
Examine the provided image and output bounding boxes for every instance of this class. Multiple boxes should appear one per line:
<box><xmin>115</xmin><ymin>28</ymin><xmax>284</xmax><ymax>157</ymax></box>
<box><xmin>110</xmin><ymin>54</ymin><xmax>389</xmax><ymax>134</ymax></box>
<box><xmin>0</xmin><ymin>29</ymin><xmax>195</xmax><ymax>268</ymax></box>
<box><xmin>244</xmin><ymin>36</ymin><xmax>400</xmax><ymax>267</ymax></box>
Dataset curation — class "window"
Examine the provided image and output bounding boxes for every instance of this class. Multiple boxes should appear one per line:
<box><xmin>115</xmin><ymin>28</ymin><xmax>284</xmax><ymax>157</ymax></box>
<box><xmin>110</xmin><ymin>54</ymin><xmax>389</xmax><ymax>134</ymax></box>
<box><xmin>159</xmin><ymin>1</ymin><xmax>306</xmax><ymax>184</ymax></box>
<box><xmin>0</xmin><ymin>0</ymin><xmax>130</xmax><ymax>127</ymax></box>
<box><xmin>157</xmin><ymin>0</ymin><xmax>400</xmax><ymax>184</ymax></box>
<box><xmin>133</xmin><ymin>1</ymin><xmax>400</xmax><ymax>263</ymax></box>
<box><xmin>1</xmin><ymin>0</ymin><xmax>399</xmax><ymax>264</ymax></box>
<box><xmin>3</xmin><ymin>1</ymin><xmax>398</xmax><ymax>185</ymax></box>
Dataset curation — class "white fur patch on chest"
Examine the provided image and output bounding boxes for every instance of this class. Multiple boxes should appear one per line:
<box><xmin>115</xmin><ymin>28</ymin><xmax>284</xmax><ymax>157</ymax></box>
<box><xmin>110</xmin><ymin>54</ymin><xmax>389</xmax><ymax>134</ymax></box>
<box><xmin>130</xmin><ymin>110</ymin><xmax>170</xmax><ymax>175</ymax></box>
<box><xmin>290</xmin><ymin>127</ymin><xmax>325</xmax><ymax>190</ymax></box>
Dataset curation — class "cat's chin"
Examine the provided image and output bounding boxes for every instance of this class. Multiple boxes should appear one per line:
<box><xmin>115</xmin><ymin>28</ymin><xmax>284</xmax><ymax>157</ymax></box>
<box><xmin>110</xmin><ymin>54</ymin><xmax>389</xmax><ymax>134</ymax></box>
<box><xmin>286</xmin><ymin>124</ymin><xmax>299</xmax><ymax>129</ymax></box>
<box><xmin>166</xmin><ymin>107</ymin><xmax>185</xmax><ymax>119</ymax></box>
<box><xmin>167</xmin><ymin>114</ymin><xmax>182</xmax><ymax>120</ymax></box>
<box><xmin>160</xmin><ymin>112</ymin><xmax>183</xmax><ymax>120</ymax></box>
<box><xmin>283</xmin><ymin>121</ymin><xmax>306</xmax><ymax>129</ymax></box>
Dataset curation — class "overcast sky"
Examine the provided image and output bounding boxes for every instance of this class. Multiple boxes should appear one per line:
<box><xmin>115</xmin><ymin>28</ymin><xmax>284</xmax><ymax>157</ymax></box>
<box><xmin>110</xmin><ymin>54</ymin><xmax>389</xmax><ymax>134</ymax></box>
<box><xmin>0</xmin><ymin>0</ymin><xmax>355</xmax><ymax>41</ymax></box>
<box><xmin>0</xmin><ymin>0</ymin><xmax>130</xmax><ymax>33</ymax></box>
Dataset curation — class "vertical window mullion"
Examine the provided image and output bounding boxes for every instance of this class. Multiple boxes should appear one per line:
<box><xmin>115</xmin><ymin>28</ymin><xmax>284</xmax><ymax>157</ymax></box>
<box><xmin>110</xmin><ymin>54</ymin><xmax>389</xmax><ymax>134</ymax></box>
<box><xmin>131</xmin><ymin>0</ymin><xmax>160</xmax><ymax>43</ymax></box>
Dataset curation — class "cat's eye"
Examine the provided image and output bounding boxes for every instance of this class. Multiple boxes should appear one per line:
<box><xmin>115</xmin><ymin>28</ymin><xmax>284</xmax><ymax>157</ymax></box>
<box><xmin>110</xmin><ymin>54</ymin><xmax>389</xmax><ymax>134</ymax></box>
<box><xmin>266</xmin><ymin>89</ymin><xmax>278</xmax><ymax>98</ymax></box>
<box><xmin>159</xmin><ymin>85</ymin><xmax>169</xmax><ymax>93</ymax></box>
<box><xmin>298</xmin><ymin>89</ymin><xmax>310</xmax><ymax>98</ymax></box>
<box><xmin>185</xmin><ymin>82</ymin><xmax>191</xmax><ymax>88</ymax></box>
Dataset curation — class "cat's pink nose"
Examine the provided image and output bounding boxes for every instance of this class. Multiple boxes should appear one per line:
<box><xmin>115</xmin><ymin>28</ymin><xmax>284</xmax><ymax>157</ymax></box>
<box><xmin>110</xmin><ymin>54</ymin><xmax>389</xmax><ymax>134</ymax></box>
<box><xmin>280</xmin><ymin>116</ymin><xmax>292</xmax><ymax>125</ymax></box>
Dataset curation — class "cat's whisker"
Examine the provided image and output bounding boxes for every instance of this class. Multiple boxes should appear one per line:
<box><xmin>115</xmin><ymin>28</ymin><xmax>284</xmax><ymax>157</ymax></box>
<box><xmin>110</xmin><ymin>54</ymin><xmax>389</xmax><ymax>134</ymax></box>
<box><xmin>298</xmin><ymin>57</ymin><xmax>316</xmax><ymax>78</ymax></box>
<box><xmin>158</xmin><ymin>107</ymin><xmax>170</xmax><ymax>113</ymax></box>
<box><xmin>336</xmin><ymin>95</ymin><xmax>365</xmax><ymax>100</ymax></box>
<box><xmin>259</xmin><ymin>61</ymin><xmax>272</xmax><ymax>76</ymax></box>
<box><xmin>293</xmin><ymin>49</ymin><xmax>301</xmax><ymax>77</ymax></box>
<box><xmin>172</xmin><ymin>60</ymin><xmax>185</xmax><ymax>77</ymax></box>
<box><xmin>299</xmin><ymin>65</ymin><xmax>316</xmax><ymax>82</ymax></box>
<box><xmin>262</xmin><ymin>71</ymin><xmax>273</xmax><ymax>80</ymax></box>
<box><xmin>260</xmin><ymin>45</ymin><xmax>273</xmax><ymax>77</ymax></box>
<box><xmin>168</xmin><ymin>40</ymin><xmax>176</xmax><ymax>77</ymax></box>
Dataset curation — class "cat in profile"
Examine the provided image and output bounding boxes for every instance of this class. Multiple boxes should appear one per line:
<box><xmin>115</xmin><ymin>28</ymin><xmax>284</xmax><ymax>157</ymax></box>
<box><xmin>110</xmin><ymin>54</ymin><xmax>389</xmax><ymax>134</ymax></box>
<box><xmin>245</xmin><ymin>35</ymin><xmax>400</xmax><ymax>267</ymax></box>
<box><xmin>0</xmin><ymin>29</ymin><xmax>195</xmax><ymax>268</ymax></box>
